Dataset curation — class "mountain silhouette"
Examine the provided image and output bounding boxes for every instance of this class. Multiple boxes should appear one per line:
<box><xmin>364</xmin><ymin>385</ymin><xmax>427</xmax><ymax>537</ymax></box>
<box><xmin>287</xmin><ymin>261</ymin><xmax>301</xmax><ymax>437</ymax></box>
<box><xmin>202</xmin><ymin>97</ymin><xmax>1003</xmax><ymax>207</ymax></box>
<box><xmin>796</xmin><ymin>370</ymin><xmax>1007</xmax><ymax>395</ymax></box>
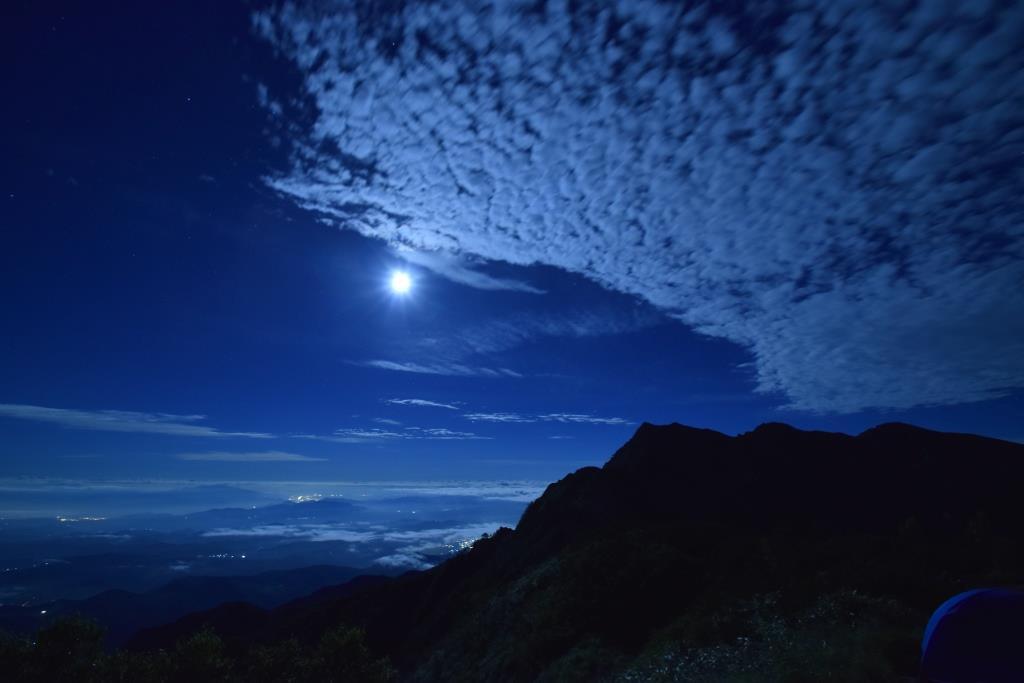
<box><xmin>129</xmin><ymin>422</ymin><xmax>1024</xmax><ymax>680</ymax></box>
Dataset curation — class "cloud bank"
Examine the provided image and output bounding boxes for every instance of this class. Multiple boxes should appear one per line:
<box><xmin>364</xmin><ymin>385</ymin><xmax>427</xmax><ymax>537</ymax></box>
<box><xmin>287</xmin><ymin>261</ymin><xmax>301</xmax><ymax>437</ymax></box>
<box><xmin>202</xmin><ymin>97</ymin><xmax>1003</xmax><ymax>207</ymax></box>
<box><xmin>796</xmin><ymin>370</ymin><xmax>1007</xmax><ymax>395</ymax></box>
<box><xmin>203</xmin><ymin>520</ymin><xmax>508</xmax><ymax>569</ymax></box>
<box><xmin>256</xmin><ymin>1</ymin><xmax>1024</xmax><ymax>412</ymax></box>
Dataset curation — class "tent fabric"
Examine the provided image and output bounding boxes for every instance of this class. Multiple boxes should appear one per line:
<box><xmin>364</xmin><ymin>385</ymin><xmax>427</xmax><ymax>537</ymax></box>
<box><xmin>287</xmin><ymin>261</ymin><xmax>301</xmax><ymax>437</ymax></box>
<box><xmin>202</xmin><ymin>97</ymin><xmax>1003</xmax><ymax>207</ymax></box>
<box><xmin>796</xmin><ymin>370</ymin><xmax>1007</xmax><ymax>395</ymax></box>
<box><xmin>920</xmin><ymin>588</ymin><xmax>1024</xmax><ymax>682</ymax></box>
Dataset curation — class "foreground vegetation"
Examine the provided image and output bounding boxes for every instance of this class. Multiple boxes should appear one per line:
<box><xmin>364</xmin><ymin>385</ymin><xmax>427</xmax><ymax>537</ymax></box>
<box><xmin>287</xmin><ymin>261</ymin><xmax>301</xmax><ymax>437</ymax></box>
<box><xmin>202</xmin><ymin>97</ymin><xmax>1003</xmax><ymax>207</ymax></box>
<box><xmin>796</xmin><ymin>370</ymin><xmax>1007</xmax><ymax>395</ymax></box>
<box><xmin>0</xmin><ymin>617</ymin><xmax>394</xmax><ymax>683</ymax></box>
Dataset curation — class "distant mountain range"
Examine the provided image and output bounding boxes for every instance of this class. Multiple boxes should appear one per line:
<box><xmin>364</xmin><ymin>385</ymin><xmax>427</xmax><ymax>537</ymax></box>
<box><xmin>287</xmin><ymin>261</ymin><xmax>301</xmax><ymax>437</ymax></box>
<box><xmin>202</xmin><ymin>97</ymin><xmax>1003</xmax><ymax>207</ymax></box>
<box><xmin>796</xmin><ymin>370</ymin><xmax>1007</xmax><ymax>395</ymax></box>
<box><xmin>126</xmin><ymin>422</ymin><xmax>1024</xmax><ymax>680</ymax></box>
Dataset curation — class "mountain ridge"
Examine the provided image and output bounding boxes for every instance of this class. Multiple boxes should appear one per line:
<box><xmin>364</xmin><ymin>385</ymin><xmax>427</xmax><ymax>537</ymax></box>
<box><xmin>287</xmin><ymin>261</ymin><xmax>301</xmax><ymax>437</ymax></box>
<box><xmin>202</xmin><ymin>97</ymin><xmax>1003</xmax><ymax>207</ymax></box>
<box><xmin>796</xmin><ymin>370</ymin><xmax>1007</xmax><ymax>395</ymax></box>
<box><xmin>130</xmin><ymin>421</ymin><xmax>1024</xmax><ymax>680</ymax></box>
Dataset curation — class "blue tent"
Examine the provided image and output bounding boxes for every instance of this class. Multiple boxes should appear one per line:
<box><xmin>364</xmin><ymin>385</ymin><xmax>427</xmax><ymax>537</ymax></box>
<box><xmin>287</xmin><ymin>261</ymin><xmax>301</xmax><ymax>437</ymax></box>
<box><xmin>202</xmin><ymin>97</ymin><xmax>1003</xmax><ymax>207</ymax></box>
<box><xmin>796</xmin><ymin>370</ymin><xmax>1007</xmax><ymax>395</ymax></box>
<box><xmin>921</xmin><ymin>588</ymin><xmax>1024</xmax><ymax>682</ymax></box>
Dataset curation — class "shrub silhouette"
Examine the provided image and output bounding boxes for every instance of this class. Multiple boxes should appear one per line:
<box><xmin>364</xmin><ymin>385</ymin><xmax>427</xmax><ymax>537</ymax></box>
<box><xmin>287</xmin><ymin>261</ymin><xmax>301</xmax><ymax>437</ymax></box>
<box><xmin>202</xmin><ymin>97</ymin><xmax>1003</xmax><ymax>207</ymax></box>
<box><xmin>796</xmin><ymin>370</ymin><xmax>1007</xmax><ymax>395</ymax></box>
<box><xmin>2</xmin><ymin>617</ymin><xmax>394</xmax><ymax>682</ymax></box>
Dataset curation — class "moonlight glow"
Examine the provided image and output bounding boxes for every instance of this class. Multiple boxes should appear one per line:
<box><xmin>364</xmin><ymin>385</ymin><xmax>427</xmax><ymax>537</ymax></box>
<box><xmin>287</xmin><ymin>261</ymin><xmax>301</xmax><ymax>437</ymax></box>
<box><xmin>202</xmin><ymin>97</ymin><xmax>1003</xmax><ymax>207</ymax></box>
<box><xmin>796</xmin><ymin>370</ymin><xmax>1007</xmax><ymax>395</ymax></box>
<box><xmin>390</xmin><ymin>270</ymin><xmax>412</xmax><ymax>295</ymax></box>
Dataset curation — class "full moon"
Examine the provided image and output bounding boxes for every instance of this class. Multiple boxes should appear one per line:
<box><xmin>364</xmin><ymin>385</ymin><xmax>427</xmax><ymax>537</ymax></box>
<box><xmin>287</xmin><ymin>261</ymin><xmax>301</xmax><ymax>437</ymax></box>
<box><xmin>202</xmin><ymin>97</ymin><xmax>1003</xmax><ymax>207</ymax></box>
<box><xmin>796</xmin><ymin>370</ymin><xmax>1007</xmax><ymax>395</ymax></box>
<box><xmin>389</xmin><ymin>270</ymin><xmax>412</xmax><ymax>295</ymax></box>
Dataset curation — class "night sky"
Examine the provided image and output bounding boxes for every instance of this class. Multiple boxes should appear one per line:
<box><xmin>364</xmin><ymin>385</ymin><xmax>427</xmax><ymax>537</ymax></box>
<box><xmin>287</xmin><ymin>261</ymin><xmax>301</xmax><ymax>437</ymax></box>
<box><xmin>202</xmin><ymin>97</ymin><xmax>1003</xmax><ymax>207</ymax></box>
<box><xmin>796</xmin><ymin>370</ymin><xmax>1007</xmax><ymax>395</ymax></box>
<box><xmin>2</xmin><ymin>1</ymin><xmax>1022</xmax><ymax>487</ymax></box>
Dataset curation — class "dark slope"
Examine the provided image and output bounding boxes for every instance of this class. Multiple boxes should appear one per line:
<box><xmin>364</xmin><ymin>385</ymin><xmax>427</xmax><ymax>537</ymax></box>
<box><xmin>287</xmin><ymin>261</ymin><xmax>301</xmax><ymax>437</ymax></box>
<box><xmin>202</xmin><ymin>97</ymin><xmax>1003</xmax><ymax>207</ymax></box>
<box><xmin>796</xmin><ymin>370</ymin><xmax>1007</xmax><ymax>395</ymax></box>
<box><xmin>1</xmin><ymin>565</ymin><xmax>367</xmax><ymax>647</ymax></box>
<box><xmin>132</xmin><ymin>423</ymin><xmax>1024</xmax><ymax>681</ymax></box>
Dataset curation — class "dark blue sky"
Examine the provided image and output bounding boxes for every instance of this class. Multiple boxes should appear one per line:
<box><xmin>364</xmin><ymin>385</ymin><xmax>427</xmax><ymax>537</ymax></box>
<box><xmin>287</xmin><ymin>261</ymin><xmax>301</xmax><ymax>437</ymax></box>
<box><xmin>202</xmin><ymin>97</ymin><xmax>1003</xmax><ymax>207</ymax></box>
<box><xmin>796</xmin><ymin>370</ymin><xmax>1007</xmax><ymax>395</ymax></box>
<box><xmin>2</xmin><ymin>1</ymin><xmax>1022</xmax><ymax>486</ymax></box>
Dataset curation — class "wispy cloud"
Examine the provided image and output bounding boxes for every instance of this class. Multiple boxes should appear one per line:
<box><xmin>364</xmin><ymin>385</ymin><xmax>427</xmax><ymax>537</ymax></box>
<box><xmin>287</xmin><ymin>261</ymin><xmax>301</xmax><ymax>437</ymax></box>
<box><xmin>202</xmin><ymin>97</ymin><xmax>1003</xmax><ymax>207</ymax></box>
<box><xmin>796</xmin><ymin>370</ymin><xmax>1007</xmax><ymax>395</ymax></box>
<box><xmin>373</xmin><ymin>417</ymin><xmax>403</xmax><ymax>426</ymax></box>
<box><xmin>540</xmin><ymin>413</ymin><xmax>631</xmax><ymax>425</ymax></box>
<box><xmin>358</xmin><ymin>303</ymin><xmax>654</xmax><ymax>386</ymax></box>
<box><xmin>434</xmin><ymin>308</ymin><xmax>659</xmax><ymax>358</ymax></box>
<box><xmin>360</xmin><ymin>360</ymin><xmax>522</xmax><ymax>378</ymax></box>
<box><xmin>361</xmin><ymin>313</ymin><xmax>649</xmax><ymax>381</ymax></box>
<box><xmin>292</xmin><ymin>433</ymin><xmax>373</xmax><ymax>444</ymax></box>
<box><xmin>177</xmin><ymin>451</ymin><xmax>326</xmax><ymax>462</ymax></box>
<box><xmin>464</xmin><ymin>412</ymin><xmax>630</xmax><ymax>426</ymax></box>
<box><xmin>463</xmin><ymin>412</ymin><xmax>534</xmax><ymax>423</ymax></box>
<box><xmin>300</xmin><ymin>426</ymin><xmax>489</xmax><ymax>443</ymax></box>
<box><xmin>332</xmin><ymin>428</ymin><xmax>406</xmax><ymax>440</ymax></box>
<box><xmin>405</xmin><ymin>427</ymin><xmax>489</xmax><ymax>440</ymax></box>
<box><xmin>397</xmin><ymin>248</ymin><xmax>544</xmax><ymax>294</ymax></box>
<box><xmin>382</xmin><ymin>481</ymin><xmax>546</xmax><ymax>502</ymax></box>
<box><xmin>385</xmin><ymin>398</ymin><xmax>460</xmax><ymax>410</ymax></box>
<box><xmin>0</xmin><ymin>404</ymin><xmax>272</xmax><ymax>438</ymax></box>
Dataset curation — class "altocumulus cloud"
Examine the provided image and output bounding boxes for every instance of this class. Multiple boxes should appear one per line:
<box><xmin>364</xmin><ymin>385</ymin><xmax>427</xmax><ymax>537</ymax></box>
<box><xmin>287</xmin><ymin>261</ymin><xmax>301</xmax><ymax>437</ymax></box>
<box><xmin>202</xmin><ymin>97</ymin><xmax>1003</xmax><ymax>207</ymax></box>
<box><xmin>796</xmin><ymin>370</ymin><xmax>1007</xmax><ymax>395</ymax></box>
<box><xmin>256</xmin><ymin>1</ymin><xmax>1024</xmax><ymax>412</ymax></box>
